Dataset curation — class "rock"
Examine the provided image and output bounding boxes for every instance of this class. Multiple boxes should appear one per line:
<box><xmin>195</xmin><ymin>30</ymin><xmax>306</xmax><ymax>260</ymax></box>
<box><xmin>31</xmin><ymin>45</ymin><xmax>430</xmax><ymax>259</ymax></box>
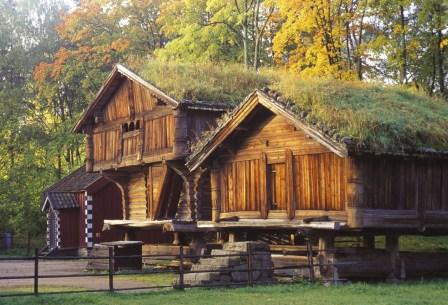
<box><xmin>341</xmin><ymin>136</ymin><xmax>354</xmax><ymax>145</ymax></box>
<box><xmin>181</xmin><ymin>241</ymin><xmax>273</xmax><ymax>286</ymax></box>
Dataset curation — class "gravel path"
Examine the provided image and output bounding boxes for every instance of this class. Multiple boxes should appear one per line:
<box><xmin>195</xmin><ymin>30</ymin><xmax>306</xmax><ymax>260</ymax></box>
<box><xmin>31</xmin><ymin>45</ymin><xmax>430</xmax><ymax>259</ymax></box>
<box><xmin>0</xmin><ymin>259</ymin><xmax>155</xmax><ymax>291</ymax></box>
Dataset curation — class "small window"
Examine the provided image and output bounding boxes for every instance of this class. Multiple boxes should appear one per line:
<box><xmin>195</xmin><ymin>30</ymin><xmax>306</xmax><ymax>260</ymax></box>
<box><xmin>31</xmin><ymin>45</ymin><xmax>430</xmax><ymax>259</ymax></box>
<box><xmin>129</xmin><ymin>122</ymin><xmax>135</xmax><ymax>131</ymax></box>
<box><xmin>135</xmin><ymin>120</ymin><xmax>140</xmax><ymax>130</ymax></box>
<box><xmin>122</xmin><ymin>123</ymin><xmax>129</xmax><ymax>133</ymax></box>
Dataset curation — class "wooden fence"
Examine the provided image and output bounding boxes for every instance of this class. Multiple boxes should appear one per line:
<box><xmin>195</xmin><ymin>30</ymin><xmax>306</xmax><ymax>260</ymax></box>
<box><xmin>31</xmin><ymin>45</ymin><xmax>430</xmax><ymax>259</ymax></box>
<box><xmin>0</xmin><ymin>246</ymin><xmax>348</xmax><ymax>298</ymax></box>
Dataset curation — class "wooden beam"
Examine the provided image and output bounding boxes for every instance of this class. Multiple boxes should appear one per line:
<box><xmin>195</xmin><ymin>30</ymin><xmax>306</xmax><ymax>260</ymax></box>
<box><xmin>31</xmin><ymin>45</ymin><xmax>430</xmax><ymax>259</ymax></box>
<box><xmin>173</xmin><ymin>108</ymin><xmax>188</xmax><ymax>157</ymax></box>
<box><xmin>346</xmin><ymin>157</ymin><xmax>365</xmax><ymax>228</ymax></box>
<box><xmin>260</xmin><ymin>152</ymin><xmax>268</xmax><ymax>219</ymax></box>
<box><xmin>127</xmin><ymin>80</ymin><xmax>135</xmax><ymax>120</ymax></box>
<box><xmin>196</xmin><ymin>220</ymin><xmax>346</xmax><ymax>230</ymax></box>
<box><xmin>85</xmin><ymin>125</ymin><xmax>94</xmax><ymax>172</ymax></box>
<box><xmin>285</xmin><ymin>149</ymin><xmax>296</xmax><ymax>219</ymax></box>
<box><xmin>210</xmin><ymin>163</ymin><xmax>221</xmax><ymax>222</ymax></box>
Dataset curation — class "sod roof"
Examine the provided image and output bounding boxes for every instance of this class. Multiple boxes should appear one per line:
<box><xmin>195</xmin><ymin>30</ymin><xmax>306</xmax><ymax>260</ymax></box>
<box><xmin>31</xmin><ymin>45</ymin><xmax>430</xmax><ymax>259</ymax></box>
<box><xmin>138</xmin><ymin>61</ymin><xmax>448</xmax><ymax>155</ymax></box>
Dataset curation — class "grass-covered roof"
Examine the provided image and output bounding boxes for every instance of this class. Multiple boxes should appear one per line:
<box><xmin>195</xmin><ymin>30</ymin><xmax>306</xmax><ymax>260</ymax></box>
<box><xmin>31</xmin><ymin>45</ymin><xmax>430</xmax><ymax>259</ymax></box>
<box><xmin>138</xmin><ymin>61</ymin><xmax>448</xmax><ymax>154</ymax></box>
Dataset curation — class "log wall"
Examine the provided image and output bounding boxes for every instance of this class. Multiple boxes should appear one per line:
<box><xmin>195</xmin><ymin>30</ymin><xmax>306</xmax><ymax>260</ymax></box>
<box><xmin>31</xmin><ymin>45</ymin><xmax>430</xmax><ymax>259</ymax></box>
<box><xmin>360</xmin><ymin>157</ymin><xmax>448</xmax><ymax>211</ymax></box>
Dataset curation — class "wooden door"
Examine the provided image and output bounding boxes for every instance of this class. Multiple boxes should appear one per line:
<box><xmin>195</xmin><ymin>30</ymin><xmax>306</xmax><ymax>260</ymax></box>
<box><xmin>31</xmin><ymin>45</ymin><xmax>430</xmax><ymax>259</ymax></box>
<box><xmin>267</xmin><ymin>163</ymin><xmax>287</xmax><ymax>211</ymax></box>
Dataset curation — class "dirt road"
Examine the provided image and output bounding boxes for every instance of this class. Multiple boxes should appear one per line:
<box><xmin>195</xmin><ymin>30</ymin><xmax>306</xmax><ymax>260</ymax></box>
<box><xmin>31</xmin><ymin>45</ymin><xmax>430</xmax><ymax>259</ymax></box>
<box><xmin>0</xmin><ymin>259</ymin><xmax>156</xmax><ymax>292</ymax></box>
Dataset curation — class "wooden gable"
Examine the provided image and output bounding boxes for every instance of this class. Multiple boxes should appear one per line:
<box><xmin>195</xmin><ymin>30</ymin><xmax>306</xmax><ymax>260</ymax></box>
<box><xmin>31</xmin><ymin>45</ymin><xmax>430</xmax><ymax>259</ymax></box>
<box><xmin>213</xmin><ymin>105</ymin><xmax>347</xmax><ymax>220</ymax></box>
<box><xmin>190</xmin><ymin>91</ymin><xmax>348</xmax><ymax>222</ymax></box>
<box><xmin>84</xmin><ymin>68</ymin><xmax>181</xmax><ymax>171</ymax></box>
<box><xmin>187</xmin><ymin>90</ymin><xmax>348</xmax><ymax>172</ymax></box>
<box><xmin>103</xmin><ymin>78</ymin><xmax>163</xmax><ymax>122</ymax></box>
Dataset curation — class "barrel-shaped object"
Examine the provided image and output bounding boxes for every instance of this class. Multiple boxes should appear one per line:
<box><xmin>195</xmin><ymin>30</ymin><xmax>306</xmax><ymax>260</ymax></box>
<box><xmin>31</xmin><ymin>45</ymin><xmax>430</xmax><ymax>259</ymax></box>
<box><xmin>3</xmin><ymin>233</ymin><xmax>12</xmax><ymax>249</ymax></box>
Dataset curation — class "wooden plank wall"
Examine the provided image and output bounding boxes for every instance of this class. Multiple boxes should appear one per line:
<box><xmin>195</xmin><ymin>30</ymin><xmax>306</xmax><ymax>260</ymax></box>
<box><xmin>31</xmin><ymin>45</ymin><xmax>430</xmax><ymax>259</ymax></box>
<box><xmin>59</xmin><ymin>209</ymin><xmax>81</xmax><ymax>248</ymax></box>
<box><xmin>294</xmin><ymin>153</ymin><xmax>346</xmax><ymax>211</ymax></box>
<box><xmin>91</xmin><ymin>77</ymin><xmax>176</xmax><ymax>168</ymax></box>
<box><xmin>92</xmin><ymin>183</ymin><xmax>123</xmax><ymax>243</ymax></box>
<box><xmin>103</xmin><ymin>79</ymin><xmax>158</xmax><ymax>122</ymax></box>
<box><xmin>187</xmin><ymin>110</ymin><xmax>221</xmax><ymax>141</ymax></box>
<box><xmin>144</xmin><ymin>115</ymin><xmax>174</xmax><ymax>153</ymax></box>
<box><xmin>218</xmin><ymin>114</ymin><xmax>346</xmax><ymax>217</ymax></box>
<box><xmin>123</xmin><ymin>130</ymin><xmax>140</xmax><ymax>157</ymax></box>
<box><xmin>361</xmin><ymin>157</ymin><xmax>448</xmax><ymax>211</ymax></box>
<box><xmin>74</xmin><ymin>192</ymin><xmax>86</xmax><ymax>248</ymax></box>
<box><xmin>147</xmin><ymin>164</ymin><xmax>165</xmax><ymax>220</ymax></box>
<box><xmin>221</xmin><ymin>160</ymin><xmax>262</xmax><ymax>213</ymax></box>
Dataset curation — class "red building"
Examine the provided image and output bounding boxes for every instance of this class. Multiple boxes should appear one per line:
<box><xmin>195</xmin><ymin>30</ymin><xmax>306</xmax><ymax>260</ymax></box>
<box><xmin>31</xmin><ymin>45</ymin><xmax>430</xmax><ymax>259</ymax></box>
<box><xmin>42</xmin><ymin>166</ymin><xmax>123</xmax><ymax>255</ymax></box>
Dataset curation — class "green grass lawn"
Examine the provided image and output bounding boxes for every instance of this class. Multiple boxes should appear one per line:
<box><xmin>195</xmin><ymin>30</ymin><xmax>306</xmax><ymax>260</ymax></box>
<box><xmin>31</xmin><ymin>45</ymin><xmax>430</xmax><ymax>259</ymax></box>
<box><xmin>0</xmin><ymin>248</ymin><xmax>33</xmax><ymax>257</ymax></box>
<box><xmin>1</xmin><ymin>281</ymin><xmax>448</xmax><ymax>305</ymax></box>
<box><xmin>115</xmin><ymin>272</ymin><xmax>176</xmax><ymax>286</ymax></box>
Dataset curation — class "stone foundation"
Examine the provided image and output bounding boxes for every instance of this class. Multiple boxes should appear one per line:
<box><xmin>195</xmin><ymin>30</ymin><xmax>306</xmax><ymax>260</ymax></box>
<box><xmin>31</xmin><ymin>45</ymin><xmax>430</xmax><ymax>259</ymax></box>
<box><xmin>182</xmin><ymin>241</ymin><xmax>274</xmax><ymax>286</ymax></box>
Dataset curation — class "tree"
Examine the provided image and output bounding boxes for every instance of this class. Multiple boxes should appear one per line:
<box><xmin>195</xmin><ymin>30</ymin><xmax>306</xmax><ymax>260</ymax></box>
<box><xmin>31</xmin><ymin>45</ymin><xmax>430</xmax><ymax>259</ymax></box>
<box><xmin>157</xmin><ymin>0</ymin><xmax>275</xmax><ymax>69</ymax></box>
<box><xmin>0</xmin><ymin>0</ymin><xmax>70</xmax><ymax>249</ymax></box>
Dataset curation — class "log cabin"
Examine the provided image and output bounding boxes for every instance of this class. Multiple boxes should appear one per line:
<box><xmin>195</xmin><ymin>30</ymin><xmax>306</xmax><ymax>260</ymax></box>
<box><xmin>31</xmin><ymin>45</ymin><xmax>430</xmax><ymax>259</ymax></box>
<box><xmin>41</xmin><ymin>166</ymin><xmax>123</xmax><ymax>255</ymax></box>
<box><xmin>185</xmin><ymin>87</ymin><xmax>448</xmax><ymax>274</ymax></box>
<box><xmin>69</xmin><ymin>61</ymin><xmax>448</xmax><ymax>278</ymax></box>
<box><xmin>73</xmin><ymin>64</ymin><xmax>229</xmax><ymax>253</ymax></box>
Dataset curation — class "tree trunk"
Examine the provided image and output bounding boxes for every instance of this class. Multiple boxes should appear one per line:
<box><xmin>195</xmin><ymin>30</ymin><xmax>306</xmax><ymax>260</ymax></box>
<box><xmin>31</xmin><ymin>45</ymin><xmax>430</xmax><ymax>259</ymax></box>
<box><xmin>400</xmin><ymin>5</ymin><xmax>407</xmax><ymax>84</ymax></box>
<box><xmin>253</xmin><ymin>0</ymin><xmax>261</xmax><ymax>70</ymax></box>
<box><xmin>243</xmin><ymin>0</ymin><xmax>249</xmax><ymax>70</ymax></box>
<box><xmin>57</xmin><ymin>153</ymin><xmax>62</xmax><ymax>179</ymax></box>
<box><xmin>435</xmin><ymin>4</ymin><xmax>445</xmax><ymax>93</ymax></box>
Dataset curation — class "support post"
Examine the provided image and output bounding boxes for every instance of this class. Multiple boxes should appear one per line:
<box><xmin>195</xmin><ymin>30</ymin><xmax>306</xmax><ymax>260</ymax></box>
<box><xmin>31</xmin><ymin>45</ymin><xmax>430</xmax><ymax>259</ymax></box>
<box><xmin>216</xmin><ymin>232</ymin><xmax>224</xmax><ymax>244</ymax></box>
<box><xmin>34</xmin><ymin>248</ymin><xmax>39</xmax><ymax>296</ymax></box>
<box><xmin>210</xmin><ymin>165</ymin><xmax>221</xmax><ymax>222</ymax></box>
<box><xmin>247</xmin><ymin>243</ymin><xmax>254</xmax><ymax>287</ymax></box>
<box><xmin>178</xmin><ymin>246</ymin><xmax>185</xmax><ymax>290</ymax></box>
<box><xmin>108</xmin><ymin>247</ymin><xmax>114</xmax><ymax>292</ymax></box>
<box><xmin>363</xmin><ymin>235</ymin><xmax>375</xmax><ymax>249</ymax></box>
<box><xmin>124</xmin><ymin>230</ymin><xmax>135</xmax><ymax>241</ymax></box>
<box><xmin>228</xmin><ymin>232</ymin><xmax>236</xmax><ymax>243</ymax></box>
<box><xmin>346</xmin><ymin>158</ymin><xmax>365</xmax><ymax>228</ymax></box>
<box><xmin>318</xmin><ymin>233</ymin><xmax>335</xmax><ymax>281</ymax></box>
<box><xmin>173</xmin><ymin>232</ymin><xmax>180</xmax><ymax>245</ymax></box>
<box><xmin>305</xmin><ymin>235</ymin><xmax>315</xmax><ymax>282</ymax></box>
<box><xmin>386</xmin><ymin>234</ymin><xmax>400</xmax><ymax>281</ymax></box>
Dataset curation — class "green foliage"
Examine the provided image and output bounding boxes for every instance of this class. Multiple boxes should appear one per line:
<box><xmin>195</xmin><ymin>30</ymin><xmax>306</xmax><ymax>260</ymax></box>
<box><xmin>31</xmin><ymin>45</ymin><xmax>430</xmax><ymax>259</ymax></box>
<box><xmin>0</xmin><ymin>0</ymin><xmax>81</xmax><ymax>242</ymax></box>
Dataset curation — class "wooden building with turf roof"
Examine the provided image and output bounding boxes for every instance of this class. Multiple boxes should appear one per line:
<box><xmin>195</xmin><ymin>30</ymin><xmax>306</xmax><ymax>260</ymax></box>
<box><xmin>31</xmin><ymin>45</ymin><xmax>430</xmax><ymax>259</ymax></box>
<box><xmin>72</xmin><ymin>61</ymin><xmax>448</xmax><ymax>275</ymax></box>
<box><xmin>187</xmin><ymin>86</ymin><xmax>448</xmax><ymax>232</ymax></box>
<box><xmin>73</xmin><ymin>63</ymin><xmax>233</xmax><ymax>254</ymax></box>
